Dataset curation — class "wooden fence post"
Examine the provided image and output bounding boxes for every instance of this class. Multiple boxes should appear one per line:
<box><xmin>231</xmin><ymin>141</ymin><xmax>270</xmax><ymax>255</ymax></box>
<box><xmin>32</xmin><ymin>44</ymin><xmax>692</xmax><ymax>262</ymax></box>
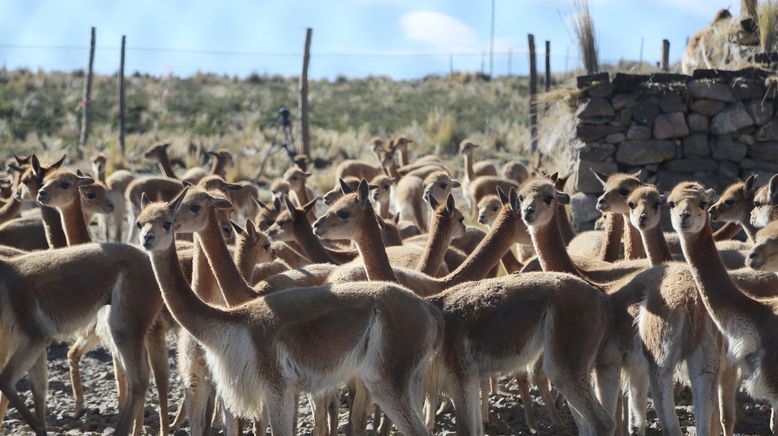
<box><xmin>299</xmin><ymin>28</ymin><xmax>312</xmax><ymax>158</ymax></box>
<box><xmin>528</xmin><ymin>34</ymin><xmax>538</xmax><ymax>153</ymax></box>
<box><xmin>544</xmin><ymin>40</ymin><xmax>551</xmax><ymax>92</ymax></box>
<box><xmin>118</xmin><ymin>35</ymin><xmax>126</xmax><ymax>157</ymax></box>
<box><xmin>661</xmin><ymin>39</ymin><xmax>670</xmax><ymax>71</ymax></box>
<box><xmin>79</xmin><ymin>26</ymin><xmax>96</xmax><ymax>158</ymax></box>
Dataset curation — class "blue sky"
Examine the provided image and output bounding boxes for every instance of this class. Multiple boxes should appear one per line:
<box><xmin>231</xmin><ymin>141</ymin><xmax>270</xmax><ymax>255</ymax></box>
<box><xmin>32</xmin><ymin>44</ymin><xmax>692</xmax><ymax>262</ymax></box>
<box><xmin>0</xmin><ymin>0</ymin><xmax>730</xmax><ymax>79</ymax></box>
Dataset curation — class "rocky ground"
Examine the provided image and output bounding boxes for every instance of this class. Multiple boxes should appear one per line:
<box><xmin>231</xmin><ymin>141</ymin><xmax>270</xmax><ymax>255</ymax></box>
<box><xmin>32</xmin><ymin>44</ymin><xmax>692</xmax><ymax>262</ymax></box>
<box><xmin>1</xmin><ymin>340</ymin><xmax>774</xmax><ymax>435</ymax></box>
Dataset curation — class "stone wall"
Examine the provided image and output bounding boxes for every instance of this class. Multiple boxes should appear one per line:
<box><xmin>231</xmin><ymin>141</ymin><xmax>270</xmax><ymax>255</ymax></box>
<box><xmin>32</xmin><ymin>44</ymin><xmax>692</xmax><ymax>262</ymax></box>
<box><xmin>572</xmin><ymin>68</ymin><xmax>778</xmax><ymax>230</ymax></box>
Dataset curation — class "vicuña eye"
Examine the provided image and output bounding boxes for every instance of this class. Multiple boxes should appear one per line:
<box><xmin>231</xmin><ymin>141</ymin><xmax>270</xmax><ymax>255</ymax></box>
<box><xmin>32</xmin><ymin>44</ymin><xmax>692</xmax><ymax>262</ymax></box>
<box><xmin>190</xmin><ymin>205</ymin><xmax>201</xmax><ymax>213</ymax></box>
<box><xmin>162</xmin><ymin>222</ymin><xmax>172</xmax><ymax>231</ymax></box>
<box><xmin>543</xmin><ymin>196</ymin><xmax>553</xmax><ymax>205</ymax></box>
<box><xmin>668</xmin><ymin>202</ymin><xmax>676</xmax><ymax>209</ymax></box>
<box><xmin>337</xmin><ymin>211</ymin><xmax>350</xmax><ymax>220</ymax></box>
<box><xmin>699</xmin><ymin>202</ymin><xmax>708</xmax><ymax>210</ymax></box>
<box><xmin>725</xmin><ymin>199</ymin><xmax>735</xmax><ymax>206</ymax></box>
<box><xmin>618</xmin><ymin>188</ymin><xmax>629</xmax><ymax>196</ymax></box>
<box><xmin>627</xmin><ymin>202</ymin><xmax>636</xmax><ymax>209</ymax></box>
<box><xmin>86</xmin><ymin>193</ymin><xmax>96</xmax><ymax>199</ymax></box>
<box><xmin>59</xmin><ymin>182</ymin><xmax>71</xmax><ymax>189</ymax></box>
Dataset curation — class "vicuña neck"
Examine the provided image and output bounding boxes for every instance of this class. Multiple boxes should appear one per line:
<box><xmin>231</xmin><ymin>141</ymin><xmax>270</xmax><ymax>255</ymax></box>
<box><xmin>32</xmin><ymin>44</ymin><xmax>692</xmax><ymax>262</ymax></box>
<box><xmin>149</xmin><ymin>239</ymin><xmax>232</xmax><ymax>347</ymax></box>
<box><xmin>210</xmin><ymin>158</ymin><xmax>226</xmax><ymax>177</ymax></box>
<box><xmin>531</xmin><ymin>212</ymin><xmax>582</xmax><ymax>276</ymax></box>
<box><xmin>740</xmin><ymin>220</ymin><xmax>758</xmax><ymax>243</ymax></box>
<box><xmin>713</xmin><ymin>221</ymin><xmax>741</xmax><ymax>241</ymax></box>
<box><xmin>292</xmin><ymin>217</ymin><xmax>338</xmax><ymax>264</ymax></box>
<box><xmin>639</xmin><ymin>224</ymin><xmax>673</xmax><ymax>265</ymax></box>
<box><xmin>0</xmin><ymin>198</ymin><xmax>22</xmax><ymax>225</ymax></box>
<box><xmin>156</xmin><ymin>154</ymin><xmax>177</xmax><ymax>179</ymax></box>
<box><xmin>399</xmin><ymin>147</ymin><xmax>409</xmax><ymax>167</ymax></box>
<box><xmin>60</xmin><ymin>198</ymin><xmax>92</xmax><ymax>246</ymax></box>
<box><xmin>678</xmin><ymin>218</ymin><xmax>767</xmax><ymax>337</ymax></box>
<box><xmin>623</xmin><ymin>217</ymin><xmax>646</xmax><ymax>260</ymax></box>
<box><xmin>354</xmin><ymin>204</ymin><xmax>398</xmax><ymax>282</ymax></box>
<box><xmin>39</xmin><ymin>205</ymin><xmax>67</xmax><ymax>249</ymax></box>
<box><xmin>441</xmin><ymin>208</ymin><xmax>519</xmax><ymax>286</ymax></box>
<box><xmin>416</xmin><ymin>212</ymin><xmax>453</xmax><ymax>276</ymax></box>
<box><xmin>556</xmin><ymin>204</ymin><xmax>576</xmax><ymax>246</ymax></box>
<box><xmin>463</xmin><ymin>153</ymin><xmax>475</xmax><ymax>182</ymax></box>
<box><xmin>599</xmin><ymin>213</ymin><xmax>624</xmax><ymax>262</ymax></box>
<box><xmin>234</xmin><ymin>242</ymin><xmax>260</xmax><ymax>282</ymax></box>
<box><xmin>192</xmin><ymin>236</ymin><xmax>225</xmax><ymax>305</ymax></box>
<box><xmin>197</xmin><ymin>208</ymin><xmax>257</xmax><ymax>307</ymax></box>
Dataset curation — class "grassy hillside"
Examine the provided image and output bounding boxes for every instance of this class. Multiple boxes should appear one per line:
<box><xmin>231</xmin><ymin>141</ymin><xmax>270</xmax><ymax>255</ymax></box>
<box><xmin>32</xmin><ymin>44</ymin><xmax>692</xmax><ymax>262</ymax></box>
<box><xmin>0</xmin><ymin>68</ymin><xmax>578</xmax><ymax>190</ymax></box>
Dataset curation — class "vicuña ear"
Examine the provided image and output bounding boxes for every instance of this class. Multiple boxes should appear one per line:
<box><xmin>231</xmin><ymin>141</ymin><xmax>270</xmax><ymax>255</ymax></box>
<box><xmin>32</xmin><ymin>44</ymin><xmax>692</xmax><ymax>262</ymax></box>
<box><xmin>496</xmin><ymin>186</ymin><xmax>509</xmax><ymax>206</ymax></box>
<box><xmin>392</xmin><ymin>212</ymin><xmax>400</xmax><ymax>224</ymax></box>
<box><xmin>744</xmin><ymin>174</ymin><xmax>758</xmax><ymax>196</ymax></box>
<box><xmin>284</xmin><ymin>196</ymin><xmax>299</xmax><ymax>218</ymax></box>
<box><xmin>301</xmin><ymin>198</ymin><xmax>318</xmax><ymax>215</ymax></box>
<box><xmin>7</xmin><ymin>164</ymin><xmax>23</xmax><ymax>174</ymax></box>
<box><xmin>168</xmin><ymin>187</ymin><xmax>189</xmax><ymax>214</ymax></box>
<box><xmin>182</xmin><ymin>180</ymin><xmax>193</xmax><ymax>187</ymax></box>
<box><xmin>210</xmin><ymin>195</ymin><xmax>234</xmax><ymax>210</ymax></box>
<box><xmin>225</xmin><ymin>183</ymin><xmax>243</xmax><ymax>191</ymax></box>
<box><xmin>76</xmin><ymin>174</ymin><xmax>95</xmax><ymax>186</ymax></box>
<box><xmin>255</xmin><ymin>197</ymin><xmax>268</xmax><ymax>209</ymax></box>
<box><xmin>703</xmin><ymin>188</ymin><xmax>716</xmax><ymax>203</ymax></box>
<box><xmin>446</xmin><ymin>193</ymin><xmax>455</xmax><ymax>216</ymax></box>
<box><xmin>141</xmin><ymin>192</ymin><xmax>152</xmax><ymax>208</ymax></box>
<box><xmin>630</xmin><ymin>169</ymin><xmax>643</xmax><ymax>180</ymax></box>
<box><xmin>30</xmin><ymin>155</ymin><xmax>43</xmax><ymax>178</ymax></box>
<box><xmin>548</xmin><ymin>172</ymin><xmax>559</xmax><ymax>182</ymax></box>
<box><xmin>339</xmin><ymin>178</ymin><xmax>354</xmax><ymax>194</ymax></box>
<box><xmin>357</xmin><ymin>179</ymin><xmax>370</xmax><ymax>207</ymax></box>
<box><xmin>590</xmin><ymin>168</ymin><xmax>608</xmax><ymax>187</ymax></box>
<box><xmin>230</xmin><ymin>220</ymin><xmax>245</xmax><ymax>235</ymax></box>
<box><xmin>50</xmin><ymin>154</ymin><xmax>66</xmax><ymax>170</ymax></box>
<box><xmin>556</xmin><ymin>191</ymin><xmax>571</xmax><ymax>205</ymax></box>
<box><xmin>509</xmin><ymin>188</ymin><xmax>521</xmax><ymax>212</ymax></box>
<box><xmin>658</xmin><ymin>194</ymin><xmax>667</xmax><ymax>205</ymax></box>
<box><xmin>769</xmin><ymin>174</ymin><xmax>778</xmax><ymax>203</ymax></box>
<box><xmin>245</xmin><ymin>219</ymin><xmax>257</xmax><ymax>238</ymax></box>
<box><xmin>12</xmin><ymin>153</ymin><xmax>30</xmax><ymax>166</ymax></box>
<box><xmin>303</xmin><ymin>171</ymin><xmax>312</xmax><ymax>177</ymax></box>
<box><xmin>428</xmin><ymin>194</ymin><xmax>439</xmax><ymax>210</ymax></box>
<box><xmin>450</xmin><ymin>179</ymin><xmax>461</xmax><ymax>188</ymax></box>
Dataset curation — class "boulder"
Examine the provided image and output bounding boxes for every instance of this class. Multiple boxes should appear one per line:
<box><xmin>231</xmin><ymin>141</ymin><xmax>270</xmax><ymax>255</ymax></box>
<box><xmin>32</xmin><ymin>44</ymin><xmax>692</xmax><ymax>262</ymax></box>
<box><xmin>588</xmin><ymin>83</ymin><xmax>614</xmax><ymax>98</ymax></box>
<box><xmin>718</xmin><ymin>160</ymin><xmax>740</xmax><ymax>178</ymax></box>
<box><xmin>576</xmin><ymin>142</ymin><xmax>616</xmax><ymax>161</ymax></box>
<box><xmin>690</xmin><ymin>99</ymin><xmax>725</xmax><ymax>116</ymax></box>
<box><xmin>740</xmin><ymin>158</ymin><xmax>778</xmax><ymax>173</ymax></box>
<box><xmin>578</xmin><ymin>98</ymin><xmax>615</xmax><ymax>119</ymax></box>
<box><xmin>653</xmin><ymin>112</ymin><xmax>689</xmax><ymax>139</ymax></box>
<box><xmin>731</xmin><ymin>79</ymin><xmax>766</xmax><ymax>100</ymax></box>
<box><xmin>612</xmin><ymin>93</ymin><xmax>637</xmax><ymax>110</ymax></box>
<box><xmin>746</xmin><ymin>100</ymin><xmax>773</xmax><ymax>126</ymax></box>
<box><xmin>632</xmin><ymin>101</ymin><xmax>660</xmax><ymax>125</ymax></box>
<box><xmin>687</xmin><ymin>113</ymin><xmax>709</xmax><ymax>133</ymax></box>
<box><xmin>747</xmin><ymin>142</ymin><xmax>778</xmax><ymax>162</ymax></box>
<box><xmin>575</xmin><ymin>160</ymin><xmax>617</xmax><ymax>194</ymax></box>
<box><xmin>616</xmin><ymin>140</ymin><xmax>676</xmax><ymax>165</ymax></box>
<box><xmin>576</xmin><ymin>124</ymin><xmax>625</xmax><ymax>142</ymax></box>
<box><xmin>712</xmin><ymin>138</ymin><xmax>747</xmax><ymax>161</ymax></box>
<box><xmin>570</xmin><ymin>192</ymin><xmax>602</xmax><ymax>224</ymax></box>
<box><xmin>682</xmin><ymin>134</ymin><xmax>709</xmax><ymax>157</ymax></box>
<box><xmin>617</xmin><ymin>108</ymin><xmax>632</xmax><ymax>126</ymax></box>
<box><xmin>711</xmin><ymin>103</ymin><xmax>754</xmax><ymax>135</ymax></box>
<box><xmin>688</xmin><ymin>80</ymin><xmax>736</xmax><ymax>102</ymax></box>
<box><xmin>661</xmin><ymin>158</ymin><xmax>718</xmax><ymax>173</ymax></box>
<box><xmin>656</xmin><ymin>170</ymin><xmax>691</xmax><ymax>192</ymax></box>
<box><xmin>604</xmin><ymin>133</ymin><xmax>626</xmax><ymax>144</ymax></box>
<box><xmin>755</xmin><ymin>119</ymin><xmax>778</xmax><ymax>142</ymax></box>
<box><xmin>659</xmin><ymin>94</ymin><xmax>687</xmax><ymax>112</ymax></box>
<box><xmin>627</xmin><ymin>124</ymin><xmax>652</xmax><ymax>140</ymax></box>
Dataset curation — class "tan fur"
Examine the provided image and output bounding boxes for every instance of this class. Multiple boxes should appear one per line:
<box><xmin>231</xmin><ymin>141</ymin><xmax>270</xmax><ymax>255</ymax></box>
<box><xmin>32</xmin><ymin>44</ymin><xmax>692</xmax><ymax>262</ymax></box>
<box><xmin>501</xmin><ymin>161</ymin><xmax>529</xmax><ymax>184</ymax></box>
<box><xmin>476</xmin><ymin>195</ymin><xmax>501</xmax><ymax>226</ymax></box>
<box><xmin>136</xmin><ymin>192</ymin><xmax>441</xmax><ymax>436</ymax></box>
<box><xmin>467</xmin><ymin>176</ymin><xmax>519</xmax><ymax>219</ymax></box>
<box><xmin>751</xmin><ymin>175</ymin><xmax>778</xmax><ymax>228</ymax></box>
<box><xmin>710</xmin><ymin>175</ymin><xmax>759</xmax><ymax>242</ymax></box>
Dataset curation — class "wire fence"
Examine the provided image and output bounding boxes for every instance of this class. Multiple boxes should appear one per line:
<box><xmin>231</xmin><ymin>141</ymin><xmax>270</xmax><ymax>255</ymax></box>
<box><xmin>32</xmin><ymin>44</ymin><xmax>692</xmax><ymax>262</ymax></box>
<box><xmin>0</xmin><ymin>42</ymin><xmax>634</xmax><ymax>79</ymax></box>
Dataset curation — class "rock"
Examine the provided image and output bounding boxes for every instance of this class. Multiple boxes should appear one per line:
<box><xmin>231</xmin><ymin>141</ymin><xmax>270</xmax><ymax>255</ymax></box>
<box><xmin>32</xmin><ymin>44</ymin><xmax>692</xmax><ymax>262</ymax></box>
<box><xmin>576</xmin><ymin>124</ymin><xmax>625</xmax><ymax>142</ymax></box>
<box><xmin>740</xmin><ymin>158</ymin><xmax>778</xmax><ymax>173</ymax></box>
<box><xmin>688</xmin><ymin>80</ymin><xmax>736</xmax><ymax>102</ymax></box>
<box><xmin>656</xmin><ymin>171</ymin><xmax>690</xmax><ymax>192</ymax></box>
<box><xmin>731</xmin><ymin>79</ymin><xmax>766</xmax><ymax>100</ymax></box>
<box><xmin>632</xmin><ymin>101</ymin><xmax>660</xmax><ymax>125</ymax></box>
<box><xmin>687</xmin><ymin>113</ymin><xmax>709</xmax><ymax>133</ymax></box>
<box><xmin>617</xmin><ymin>108</ymin><xmax>632</xmax><ymax>126</ymax></box>
<box><xmin>612</xmin><ymin>93</ymin><xmax>637</xmax><ymax>110</ymax></box>
<box><xmin>604</xmin><ymin>133</ymin><xmax>625</xmax><ymax>144</ymax></box>
<box><xmin>661</xmin><ymin>158</ymin><xmax>718</xmax><ymax>172</ymax></box>
<box><xmin>712</xmin><ymin>138</ymin><xmax>747</xmax><ymax>161</ymax></box>
<box><xmin>739</xmin><ymin>134</ymin><xmax>756</xmax><ymax>146</ymax></box>
<box><xmin>746</xmin><ymin>100</ymin><xmax>773</xmax><ymax>126</ymax></box>
<box><xmin>719</xmin><ymin>160</ymin><xmax>740</xmax><ymax>178</ymax></box>
<box><xmin>571</xmin><ymin>192</ymin><xmax>602</xmax><ymax>223</ymax></box>
<box><xmin>627</xmin><ymin>124</ymin><xmax>652</xmax><ymax>140</ymax></box>
<box><xmin>659</xmin><ymin>94</ymin><xmax>687</xmax><ymax>112</ymax></box>
<box><xmin>576</xmin><ymin>142</ymin><xmax>616</xmax><ymax>161</ymax></box>
<box><xmin>653</xmin><ymin>112</ymin><xmax>689</xmax><ymax>139</ymax></box>
<box><xmin>578</xmin><ymin>97</ymin><xmax>615</xmax><ymax>119</ymax></box>
<box><xmin>575</xmin><ymin>160</ymin><xmax>617</xmax><ymax>194</ymax></box>
<box><xmin>690</xmin><ymin>99</ymin><xmax>726</xmax><ymax>116</ymax></box>
<box><xmin>682</xmin><ymin>134</ymin><xmax>709</xmax><ymax>157</ymax></box>
<box><xmin>588</xmin><ymin>82</ymin><xmax>613</xmax><ymax>98</ymax></box>
<box><xmin>756</xmin><ymin>119</ymin><xmax>778</xmax><ymax>142</ymax></box>
<box><xmin>711</xmin><ymin>103</ymin><xmax>754</xmax><ymax>135</ymax></box>
<box><xmin>616</xmin><ymin>140</ymin><xmax>676</xmax><ymax>165</ymax></box>
<box><xmin>748</xmin><ymin>142</ymin><xmax>778</xmax><ymax>162</ymax></box>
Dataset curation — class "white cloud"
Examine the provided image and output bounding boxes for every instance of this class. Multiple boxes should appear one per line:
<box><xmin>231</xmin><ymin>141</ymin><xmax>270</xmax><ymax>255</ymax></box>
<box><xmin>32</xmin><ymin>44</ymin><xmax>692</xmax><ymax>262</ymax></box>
<box><xmin>400</xmin><ymin>11</ymin><xmax>479</xmax><ymax>52</ymax></box>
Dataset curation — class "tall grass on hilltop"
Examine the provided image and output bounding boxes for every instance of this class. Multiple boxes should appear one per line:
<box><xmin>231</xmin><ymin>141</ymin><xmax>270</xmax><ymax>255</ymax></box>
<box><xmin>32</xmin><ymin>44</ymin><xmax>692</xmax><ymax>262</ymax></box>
<box><xmin>759</xmin><ymin>0</ymin><xmax>778</xmax><ymax>53</ymax></box>
<box><xmin>572</xmin><ymin>0</ymin><xmax>599</xmax><ymax>74</ymax></box>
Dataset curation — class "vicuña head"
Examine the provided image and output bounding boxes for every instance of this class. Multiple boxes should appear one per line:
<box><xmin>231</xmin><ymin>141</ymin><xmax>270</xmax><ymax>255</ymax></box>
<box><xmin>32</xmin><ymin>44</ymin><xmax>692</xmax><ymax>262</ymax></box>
<box><xmin>265</xmin><ymin>196</ymin><xmax>317</xmax><ymax>242</ymax></box>
<box><xmin>458</xmin><ymin>140</ymin><xmax>478</xmax><ymax>155</ymax></box>
<box><xmin>144</xmin><ymin>142</ymin><xmax>171</xmax><ymax>160</ymax></box>
<box><xmin>254</xmin><ymin>196</ymin><xmax>282</xmax><ymax>231</ymax></box>
<box><xmin>709</xmin><ymin>174</ymin><xmax>757</xmax><ymax>223</ymax></box>
<box><xmin>79</xmin><ymin>178</ymin><xmax>115</xmax><ymax>215</ymax></box>
<box><xmin>136</xmin><ymin>187</ymin><xmax>188</xmax><ymax>251</ymax></box>
<box><xmin>667</xmin><ymin>181</ymin><xmax>716</xmax><ymax>235</ymax></box>
<box><xmin>428</xmin><ymin>193</ymin><xmax>466</xmax><ymax>240</ymax></box>
<box><xmin>517</xmin><ymin>178</ymin><xmax>570</xmax><ymax>230</ymax></box>
<box><xmin>232</xmin><ymin>218</ymin><xmax>275</xmax><ymax>264</ymax></box>
<box><xmin>745</xmin><ymin>221</ymin><xmax>778</xmax><ymax>271</ymax></box>
<box><xmin>751</xmin><ymin>174</ymin><xmax>778</xmax><ymax>228</ymax></box>
<box><xmin>423</xmin><ymin>171</ymin><xmax>459</xmax><ymax>204</ymax></box>
<box><xmin>313</xmin><ymin>178</ymin><xmax>375</xmax><ymax>240</ymax></box>
<box><xmin>16</xmin><ymin>154</ymin><xmax>66</xmax><ymax>202</ymax></box>
<box><xmin>36</xmin><ymin>169</ymin><xmax>95</xmax><ymax>210</ymax></box>
<box><xmin>626</xmin><ymin>185</ymin><xmax>664</xmax><ymax>230</ymax></box>
<box><xmin>592</xmin><ymin>170</ymin><xmax>642</xmax><ymax>214</ymax></box>
<box><xmin>477</xmin><ymin>194</ymin><xmax>501</xmax><ymax>226</ymax></box>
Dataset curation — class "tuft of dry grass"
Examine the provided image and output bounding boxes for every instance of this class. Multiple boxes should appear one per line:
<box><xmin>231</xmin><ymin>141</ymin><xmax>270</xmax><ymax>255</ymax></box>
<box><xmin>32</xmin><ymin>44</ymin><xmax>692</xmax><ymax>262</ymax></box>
<box><xmin>572</xmin><ymin>0</ymin><xmax>599</xmax><ymax>74</ymax></box>
<box><xmin>759</xmin><ymin>0</ymin><xmax>778</xmax><ymax>52</ymax></box>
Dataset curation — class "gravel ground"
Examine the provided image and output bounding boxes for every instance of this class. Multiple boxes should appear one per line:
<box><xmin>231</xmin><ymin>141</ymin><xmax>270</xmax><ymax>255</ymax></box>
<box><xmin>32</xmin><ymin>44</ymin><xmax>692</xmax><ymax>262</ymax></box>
<box><xmin>1</xmin><ymin>339</ymin><xmax>774</xmax><ymax>435</ymax></box>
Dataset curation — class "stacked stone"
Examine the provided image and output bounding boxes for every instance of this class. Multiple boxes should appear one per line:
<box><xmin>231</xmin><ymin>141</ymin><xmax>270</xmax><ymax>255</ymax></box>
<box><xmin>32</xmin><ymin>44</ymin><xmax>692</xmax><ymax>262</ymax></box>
<box><xmin>571</xmin><ymin>69</ymin><xmax>778</xmax><ymax>231</ymax></box>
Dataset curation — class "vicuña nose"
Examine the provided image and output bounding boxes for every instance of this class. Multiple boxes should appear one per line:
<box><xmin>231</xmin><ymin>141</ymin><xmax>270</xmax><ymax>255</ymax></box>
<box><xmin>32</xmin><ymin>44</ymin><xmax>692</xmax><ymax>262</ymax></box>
<box><xmin>639</xmin><ymin>213</ymin><xmax>647</xmax><ymax>224</ymax></box>
<box><xmin>680</xmin><ymin>211</ymin><xmax>691</xmax><ymax>221</ymax></box>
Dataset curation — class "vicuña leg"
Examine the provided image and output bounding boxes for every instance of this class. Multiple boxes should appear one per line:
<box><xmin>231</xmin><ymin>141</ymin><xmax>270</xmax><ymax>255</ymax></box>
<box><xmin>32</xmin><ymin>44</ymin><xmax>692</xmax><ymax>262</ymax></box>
<box><xmin>0</xmin><ymin>341</ymin><xmax>48</xmax><ymax>435</ymax></box>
